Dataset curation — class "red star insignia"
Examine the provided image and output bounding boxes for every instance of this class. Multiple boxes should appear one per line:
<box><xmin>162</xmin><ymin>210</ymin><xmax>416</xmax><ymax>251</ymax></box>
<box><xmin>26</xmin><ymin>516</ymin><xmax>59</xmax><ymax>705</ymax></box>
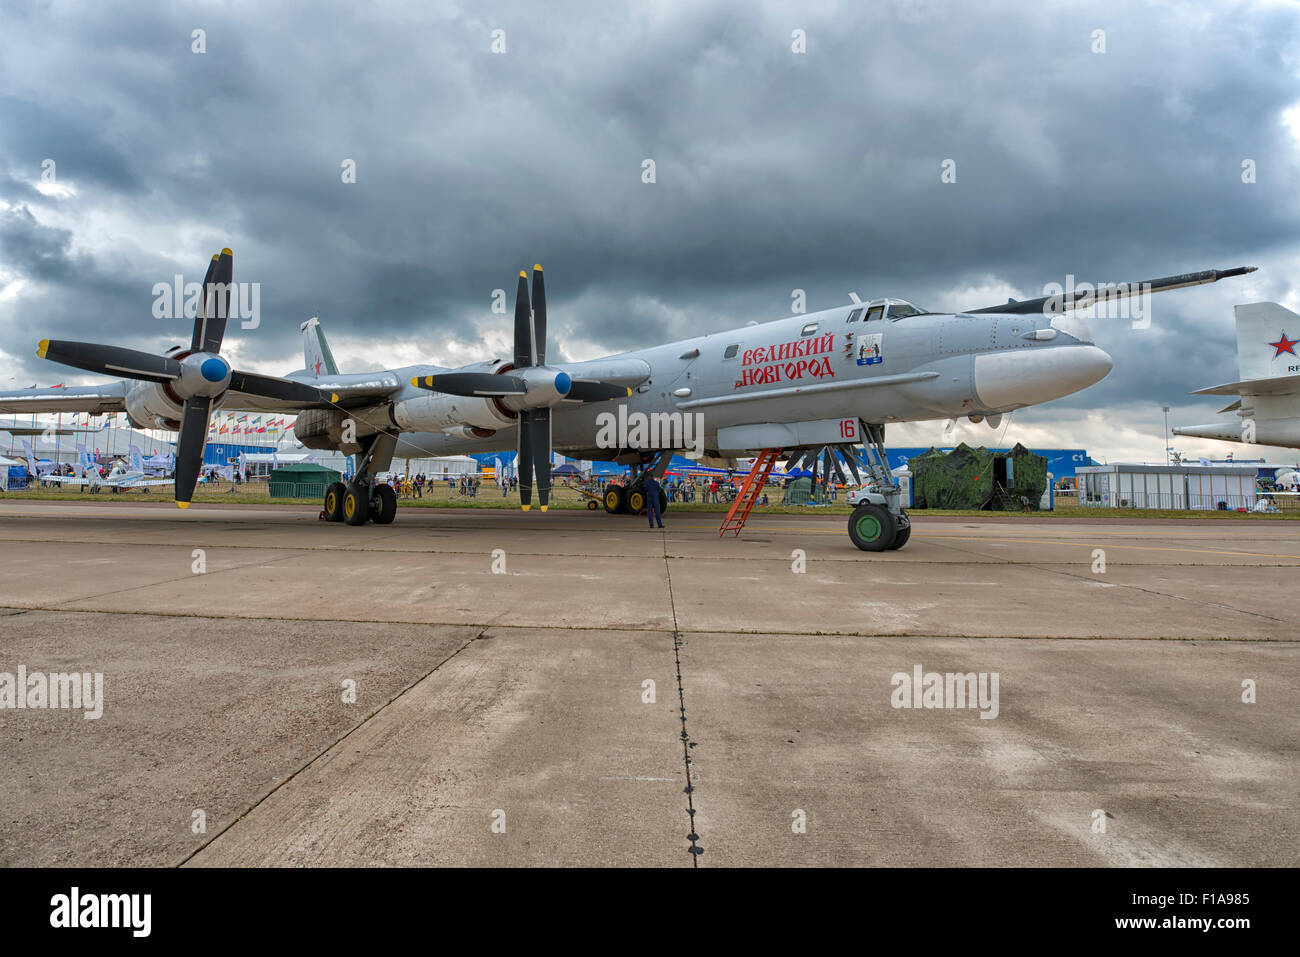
<box><xmin>1269</xmin><ymin>331</ymin><xmax>1298</xmax><ymax>357</ymax></box>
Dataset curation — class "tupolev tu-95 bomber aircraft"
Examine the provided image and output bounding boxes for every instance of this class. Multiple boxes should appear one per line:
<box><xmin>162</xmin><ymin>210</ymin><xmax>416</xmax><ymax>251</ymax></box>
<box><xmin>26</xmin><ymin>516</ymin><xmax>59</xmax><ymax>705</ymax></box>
<box><xmin>0</xmin><ymin>248</ymin><xmax>1255</xmax><ymax>550</ymax></box>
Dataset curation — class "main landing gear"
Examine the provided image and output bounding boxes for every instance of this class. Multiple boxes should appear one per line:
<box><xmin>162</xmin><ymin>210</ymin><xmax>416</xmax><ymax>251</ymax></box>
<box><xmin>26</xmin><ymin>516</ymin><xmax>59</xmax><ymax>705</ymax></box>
<box><xmin>602</xmin><ymin>450</ymin><xmax>670</xmax><ymax>516</ymax></box>
<box><xmin>846</xmin><ymin>422</ymin><xmax>911</xmax><ymax>552</ymax></box>
<box><xmin>322</xmin><ymin>433</ymin><xmax>399</xmax><ymax>527</ymax></box>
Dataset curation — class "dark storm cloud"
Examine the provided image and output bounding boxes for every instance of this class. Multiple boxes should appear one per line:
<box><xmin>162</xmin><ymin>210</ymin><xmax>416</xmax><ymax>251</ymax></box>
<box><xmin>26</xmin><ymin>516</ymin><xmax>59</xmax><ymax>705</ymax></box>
<box><xmin>0</xmin><ymin>0</ymin><xmax>1297</xmax><ymax>436</ymax></box>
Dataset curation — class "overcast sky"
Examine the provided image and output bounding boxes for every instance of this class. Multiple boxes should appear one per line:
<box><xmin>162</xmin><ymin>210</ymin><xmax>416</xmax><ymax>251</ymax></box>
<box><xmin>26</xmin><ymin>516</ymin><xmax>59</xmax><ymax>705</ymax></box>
<box><xmin>1</xmin><ymin>0</ymin><xmax>1298</xmax><ymax>461</ymax></box>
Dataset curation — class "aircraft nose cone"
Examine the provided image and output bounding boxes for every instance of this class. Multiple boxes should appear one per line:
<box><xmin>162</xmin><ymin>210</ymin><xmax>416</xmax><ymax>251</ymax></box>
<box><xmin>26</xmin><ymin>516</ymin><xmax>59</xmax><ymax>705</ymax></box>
<box><xmin>974</xmin><ymin>344</ymin><xmax>1112</xmax><ymax>410</ymax></box>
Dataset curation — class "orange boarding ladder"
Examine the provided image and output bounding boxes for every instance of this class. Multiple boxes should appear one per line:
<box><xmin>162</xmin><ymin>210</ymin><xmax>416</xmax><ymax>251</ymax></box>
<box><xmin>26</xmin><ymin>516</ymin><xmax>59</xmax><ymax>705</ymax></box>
<box><xmin>718</xmin><ymin>448</ymin><xmax>783</xmax><ymax>536</ymax></box>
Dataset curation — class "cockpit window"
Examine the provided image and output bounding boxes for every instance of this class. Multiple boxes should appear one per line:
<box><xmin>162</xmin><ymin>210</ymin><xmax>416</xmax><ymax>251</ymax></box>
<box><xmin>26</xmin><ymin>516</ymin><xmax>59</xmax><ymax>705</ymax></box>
<box><xmin>886</xmin><ymin>302</ymin><xmax>925</xmax><ymax>319</ymax></box>
<box><xmin>865</xmin><ymin>305</ymin><xmax>884</xmax><ymax>322</ymax></box>
<box><xmin>846</xmin><ymin>308</ymin><xmax>863</xmax><ymax>323</ymax></box>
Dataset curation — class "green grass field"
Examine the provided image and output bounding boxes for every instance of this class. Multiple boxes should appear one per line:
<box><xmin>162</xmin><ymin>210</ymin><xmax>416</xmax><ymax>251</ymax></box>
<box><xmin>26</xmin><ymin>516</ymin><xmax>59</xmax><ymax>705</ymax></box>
<box><xmin>4</xmin><ymin>480</ymin><xmax>1298</xmax><ymax>520</ymax></box>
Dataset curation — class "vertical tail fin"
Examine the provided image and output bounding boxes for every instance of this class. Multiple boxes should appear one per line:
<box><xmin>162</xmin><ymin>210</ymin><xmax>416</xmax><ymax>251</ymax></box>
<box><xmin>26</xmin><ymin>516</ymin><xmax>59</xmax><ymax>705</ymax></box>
<box><xmin>1235</xmin><ymin>302</ymin><xmax>1300</xmax><ymax>381</ymax></box>
<box><xmin>300</xmin><ymin>317</ymin><xmax>339</xmax><ymax>378</ymax></box>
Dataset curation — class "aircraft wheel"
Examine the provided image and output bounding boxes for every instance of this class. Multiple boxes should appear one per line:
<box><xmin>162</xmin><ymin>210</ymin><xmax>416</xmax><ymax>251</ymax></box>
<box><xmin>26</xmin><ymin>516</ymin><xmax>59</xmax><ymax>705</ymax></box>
<box><xmin>323</xmin><ymin>482</ymin><xmax>346</xmax><ymax>522</ymax></box>
<box><xmin>848</xmin><ymin>504</ymin><xmax>895</xmax><ymax>552</ymax></box>
<box><xmin>888</xmin><ymin>519</ymin><xmax>911</xmax><ymax>550</ymax></box>
<box><xmin>586</xmin><ymin>500</ymin><xmax>599</xmax><ymax>510</ymax></box>
<box><xmin>603</xmin><ymin>485</ymin><xmax>626</xmax><ymax>514</ymax></box>
<box><xmin>627</xmin><ymin>489</ymin><xmax>646</xmax><ymax>514</ymax></box>
<box><xmin>373</xmin><ymin>484</ymin><xmax>397</xmax><ymax>524</ymax></box>
<box><xmin>343</xmin><ymin>485</ymin><xmax>370</xmax><ymax>525</ymax></box>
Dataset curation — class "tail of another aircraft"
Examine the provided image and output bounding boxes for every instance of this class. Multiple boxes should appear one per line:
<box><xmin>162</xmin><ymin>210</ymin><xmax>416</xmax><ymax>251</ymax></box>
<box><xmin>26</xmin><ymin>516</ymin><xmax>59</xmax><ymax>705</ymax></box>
<box><xmin>301</xmin><ymin>317</ymin><xmax>339</xmax><ymax>378</ymax></box>
<box><xmin>1234</xmin><ymin>302</ymin><xmax>1300</xmax><ymax>381</ymax></box>
<box><xmin>1174</xmin><ymin>302</ymin><xmax>1300</xmax><ymax>448</ymax></box>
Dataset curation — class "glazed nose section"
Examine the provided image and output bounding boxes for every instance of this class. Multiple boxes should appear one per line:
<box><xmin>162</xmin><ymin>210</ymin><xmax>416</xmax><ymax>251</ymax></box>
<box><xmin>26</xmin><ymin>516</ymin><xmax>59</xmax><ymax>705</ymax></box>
<box><xmin>974</xmin><ymin>344</ymin><xmax>1112</xmax><ymax>410</ymax></box>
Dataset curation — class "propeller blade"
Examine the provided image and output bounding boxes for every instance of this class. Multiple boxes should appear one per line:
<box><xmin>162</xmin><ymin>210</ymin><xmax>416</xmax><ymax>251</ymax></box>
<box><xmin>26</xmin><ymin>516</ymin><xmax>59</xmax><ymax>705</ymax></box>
<box><xmin>828</xmin><ymin>449</ymin><xmax>848</xmax><ymax>486</ymax></box>
<box><xmin>37</xmin><ymin>340</ymin><xmax>181</xmax><ymax>383</ymax></box>
<box><xmin>228</xmin><ymin>370</ymin><xmax>325</xmax><ymax>403</ymax></box>
<box><xmin>531</xmin><ymin>406</ymin><xmax>552</xmax><ymax>511</ymax></box>
<box><xmin>174</xmin><ymin>395</ymin><xmax>212</xmax><ymax>508</ymax></box>
<box><xmin>513</xmin><ymin>270</ymin><xmax>534</xmax><ymax>369</ymax></box>
<box><xmin>531</xmin><ymin>265</ymin><xmax>546</xmax><ymax>366</ymax></box>
<box><xmin>518</xmin><ymin>408</ymin><xmax>534</xmax><ymax>509</ymax></box>
<box><xmin>190</xmin><ymin>252</ymin><xmax>220</xmax><ymax>352</ymax></box>
<box><xmin>204</xmin><ymin>248</ymin><xmax>233</xmax><ymax>354</ymax></box>
<box><xmin>838</xmin><ymin>445</ymin><xmax>862</xmax><ymax>484</ymax></box>
<box><xmin>564</xmin><ymin>381</ymin><xmax>631</xmax><ymax>403</ymax></box>
<box><xmin>413</xmin><ymin>372</ymin><xmax>528</xmax><ymax>396</ymax></box>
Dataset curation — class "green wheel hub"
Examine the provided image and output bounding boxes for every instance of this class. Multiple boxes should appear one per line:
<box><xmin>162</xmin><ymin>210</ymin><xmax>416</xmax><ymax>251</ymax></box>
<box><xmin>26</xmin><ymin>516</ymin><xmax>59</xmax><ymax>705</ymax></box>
<box><xmin>855</xmin><ymin>512</ymin><xmax>883</xmax><ymax>541</ymax></box>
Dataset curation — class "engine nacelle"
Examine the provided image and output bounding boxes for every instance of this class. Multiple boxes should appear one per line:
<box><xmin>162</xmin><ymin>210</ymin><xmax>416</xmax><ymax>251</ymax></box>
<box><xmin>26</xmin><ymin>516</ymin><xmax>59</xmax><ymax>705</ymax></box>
<box><xmin>393</xmin><ymin>392</ymin><xmax>513</xmax><ymax>432</ymax></box>
<box><xmin>124</xmin><ymin>381</ymin><xmax>183</xmax><ymax>431</ymax></box>
<box><xmin>293</xmin><ymin>406</ymin><xmax>392</xmax><ymax>455</ymax></box>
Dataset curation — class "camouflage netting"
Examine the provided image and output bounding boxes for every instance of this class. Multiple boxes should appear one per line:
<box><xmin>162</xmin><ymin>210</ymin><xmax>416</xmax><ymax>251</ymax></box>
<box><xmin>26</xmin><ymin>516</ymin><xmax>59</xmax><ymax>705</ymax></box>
<box><xmin>1004</xmin><ymin>442</ymin><xmax>1049</xmax><ymax>510</ymax></box>
<box><xmin>908</xmin><ymin>442</ymin><xmax>1048</xmax><ymax>510</ymax></box>
<box><xmin>782</xmin><ymin>476</ymin><xmax>812</xmax><ymax>504</ymax></box>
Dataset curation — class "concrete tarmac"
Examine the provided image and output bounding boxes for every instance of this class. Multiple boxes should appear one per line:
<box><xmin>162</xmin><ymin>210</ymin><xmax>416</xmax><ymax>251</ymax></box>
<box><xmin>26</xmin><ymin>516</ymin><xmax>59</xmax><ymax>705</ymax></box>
<box><xmin>0</xmin><ymin>500</ymin><xmax>1295</xmax><ymax>866</ymax></box>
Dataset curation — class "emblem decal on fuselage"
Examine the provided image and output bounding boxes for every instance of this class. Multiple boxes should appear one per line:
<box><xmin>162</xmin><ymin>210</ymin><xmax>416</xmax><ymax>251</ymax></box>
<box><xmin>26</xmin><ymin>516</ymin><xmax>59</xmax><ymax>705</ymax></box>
<box><xmin>856</xmin><ymin>333</ymin><xmax>883</xmax><ymax>366</ymax></box>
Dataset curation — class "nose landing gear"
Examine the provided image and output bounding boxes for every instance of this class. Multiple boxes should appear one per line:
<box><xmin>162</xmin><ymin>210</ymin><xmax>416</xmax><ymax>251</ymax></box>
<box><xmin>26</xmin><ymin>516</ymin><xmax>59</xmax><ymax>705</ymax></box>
<box><xmin>845</xmin><ymin>422</ymin><xmax>911</xmax><ymax>552</ymax></box>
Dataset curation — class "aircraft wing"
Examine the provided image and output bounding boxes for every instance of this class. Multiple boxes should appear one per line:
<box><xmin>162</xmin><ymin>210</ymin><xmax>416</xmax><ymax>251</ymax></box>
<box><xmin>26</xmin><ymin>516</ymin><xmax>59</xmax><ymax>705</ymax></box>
<box><xmin>303</xmin><ymin>372</ymin><xmax>407</xmax><ymax>410</ymax></box>
<box><xmin>1191</xmin><ymin>373</ymin><xmax>1300</xmax><ymax>397</ymax></box>
<box><xmin>114</xmin><ymin>478</ymin><xmax>172</xmax><ymax>488</ymax></box>
<box><xmin>967</xmin><ymin>266</ymin><xmax>1257</xmax><ymax>316</ymax></box>
<box><xmin>38</xmin><ymin>474</ymin><xmax>95</xmax><ymax>486</ymax></box>
<box><xmin>0</xmin><ymin>382</ymin><xmax>128</xmax><ymax>414</ymax></box>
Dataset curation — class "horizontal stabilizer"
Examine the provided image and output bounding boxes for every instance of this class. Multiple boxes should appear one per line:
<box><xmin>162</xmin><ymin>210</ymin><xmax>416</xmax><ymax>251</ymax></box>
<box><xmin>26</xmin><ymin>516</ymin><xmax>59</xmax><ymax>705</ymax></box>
<box><xmin>1191</xmin><ymin>373</ymin><xmax>1300</xmax><ymax>397</ymax></box>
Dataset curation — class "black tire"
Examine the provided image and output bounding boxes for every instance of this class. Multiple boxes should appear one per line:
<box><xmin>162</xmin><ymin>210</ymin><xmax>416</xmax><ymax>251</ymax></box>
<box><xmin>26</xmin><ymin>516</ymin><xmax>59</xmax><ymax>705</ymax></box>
<box><xmin>658</xmin><ymin>488</ymin><xmax>668</xmax><ymax>513</ymax></box>
<box><xmin>373</xmin><ymin>484</ymin><xmax>397</xmax><ymax>524</ymax></box>
<box><xmin>603</xmin><ymin>485</ymin><xmax>626</xmax><ymax>514</ymax></box>
<box><xmin>343</xmin><ymin>485</ymin><xmax>370</xmax><ymax>525</ymax></box>
<box><xmin>627</xmin><ymin>488</ymin><xmax>646</xmax><ymax>514</ymax></box>
<box><xmin>586</xmin><ymin>499</ymin><xmax>599</xmax><ymax>510</ymax></box>
<box><xmin>888</xmin><ymin>521</ymin><xmax>911</xmax><ymax>550</ymax></box>
<box><xmin>323</xmin><ymin>482</ymin><xmax>346</xmax><ymax>522</ymax></box>
<box><xmin>848</xmin><ymin>503</ymin><xmax>895</xmax><ymax>552</ymax></box>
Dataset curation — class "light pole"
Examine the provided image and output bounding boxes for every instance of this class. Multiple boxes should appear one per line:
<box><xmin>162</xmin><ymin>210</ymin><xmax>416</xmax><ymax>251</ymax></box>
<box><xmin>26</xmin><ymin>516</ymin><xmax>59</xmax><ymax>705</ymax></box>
<box><xmin>1161</xmin><ymin>406</ymin><xmax>1171</xmax><ymax>466</ymax></box>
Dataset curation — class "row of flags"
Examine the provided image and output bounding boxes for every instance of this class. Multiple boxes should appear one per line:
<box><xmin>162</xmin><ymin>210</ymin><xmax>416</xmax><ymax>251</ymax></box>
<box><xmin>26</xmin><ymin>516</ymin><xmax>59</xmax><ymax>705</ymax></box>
<box><xmin>208</xmin><ymin>414</ymin><xmax>293</xmax><ymax>437</ymax></box>
<box><xmin>54</xmin><ymin>411</ymin><xmax>296</xmax><ymax>437</ymax></box>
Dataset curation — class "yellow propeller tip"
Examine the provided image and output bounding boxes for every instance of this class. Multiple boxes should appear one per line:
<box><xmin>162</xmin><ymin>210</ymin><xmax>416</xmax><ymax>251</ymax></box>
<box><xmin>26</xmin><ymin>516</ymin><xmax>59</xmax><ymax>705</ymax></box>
<box><xmin>37</xmin><ymin>339</ymin><xmax>49</xmax><ymax>358</ymax></box>
<box><xmin>176</xmin><ymin>501</ymin><xmax>190</xmax><ymax>509</ymax></box>
<box><xmin>534</xmin><ymin>264</ymin><xmax>543</xmax><ymax>271</ymax></box>
<box><xmin>221</xmin><ymin>247</ymin><xmax>232</xmax><ymax>256</ymax></box>
<box><xmin>211</xmin><ymin>254</ymin><xmax>219</xmax><ymax>261</ymax></box>
<box><xmin>626</xmin><ymin>388</ymin><xmax>632</xmax><ymax>396</ymax></box>
<box><xmin>410</xmin><ymin>377</ymin><xmax>420</xmax><ymax>387</ymax></box>
<box><xmin>330</xmin><ymin>393</ymin><xmax>340</xmax><ymax>403</ymax></box>
<box><xmin>521</xmin><ymin>504</ymin><xmax>531</xmax><ymax>511</ymax></box>
<box><xmin>519</xmin><ymin>270</ymin><xmax>527</xmax><ymax>278</ymax></box>
<box><xmin>540</xmin><ymin>505</ymin><xmax>548</xmax><ymax>512</ymax></box>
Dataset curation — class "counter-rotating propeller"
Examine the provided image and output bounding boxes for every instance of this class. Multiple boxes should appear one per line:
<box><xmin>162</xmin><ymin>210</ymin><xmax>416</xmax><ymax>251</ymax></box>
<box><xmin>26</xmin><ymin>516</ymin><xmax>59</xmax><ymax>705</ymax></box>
<box><xmin>36</xmin><ymin>249</ymin><xmax>324</xmax><ymax>508</ymax></box>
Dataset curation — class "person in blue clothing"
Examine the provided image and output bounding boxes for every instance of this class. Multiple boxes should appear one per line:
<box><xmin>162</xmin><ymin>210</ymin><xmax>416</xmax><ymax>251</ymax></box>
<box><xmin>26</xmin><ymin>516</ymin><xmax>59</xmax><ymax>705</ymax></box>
<box><xmin>644</xmin><ymin>474</ymin><xmax>664</xmax><ymax>529</ymax></box>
